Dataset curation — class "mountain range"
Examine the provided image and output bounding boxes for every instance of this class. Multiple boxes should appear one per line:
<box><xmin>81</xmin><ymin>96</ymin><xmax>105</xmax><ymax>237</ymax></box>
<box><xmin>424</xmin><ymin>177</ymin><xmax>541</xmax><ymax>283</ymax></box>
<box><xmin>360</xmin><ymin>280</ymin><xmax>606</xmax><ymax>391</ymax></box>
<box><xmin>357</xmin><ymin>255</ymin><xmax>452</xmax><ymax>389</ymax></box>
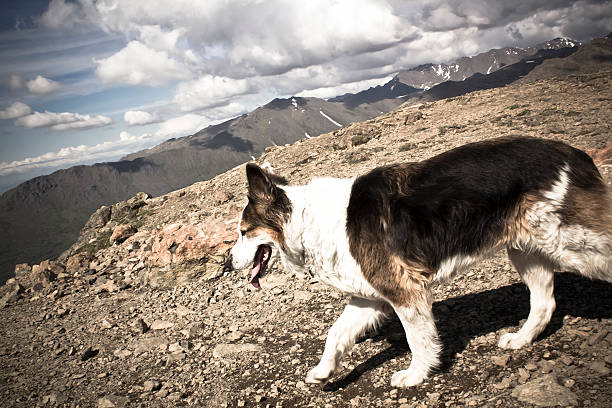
<box><xmin>2</xmin><ymin>35</ymin><xmax>609</xmax><ymax>283</ymax></box>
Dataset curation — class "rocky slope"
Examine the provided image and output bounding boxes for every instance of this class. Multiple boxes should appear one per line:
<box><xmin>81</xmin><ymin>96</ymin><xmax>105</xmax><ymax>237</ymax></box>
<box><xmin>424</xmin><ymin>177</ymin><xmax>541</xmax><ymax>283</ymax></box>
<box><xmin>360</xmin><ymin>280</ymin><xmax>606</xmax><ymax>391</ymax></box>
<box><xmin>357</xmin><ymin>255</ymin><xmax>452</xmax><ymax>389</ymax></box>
<box><xmin>1</xmin><ymin>68</ymin><xmax>611</xmax><ymax>407</ymax></box>
<box><xmin>0</xmin><ymin>36</ymin><xmax>585</xmax><ymax>283</ymax></box>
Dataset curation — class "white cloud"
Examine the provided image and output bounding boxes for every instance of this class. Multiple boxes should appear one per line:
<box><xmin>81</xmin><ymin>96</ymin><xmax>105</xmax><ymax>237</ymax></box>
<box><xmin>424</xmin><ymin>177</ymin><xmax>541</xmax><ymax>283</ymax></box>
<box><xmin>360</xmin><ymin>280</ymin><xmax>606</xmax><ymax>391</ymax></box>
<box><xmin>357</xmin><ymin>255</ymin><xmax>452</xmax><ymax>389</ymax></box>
<box><xmin>9</xmin><ymin>74</ymin><xmax>23</xmax><ymax>89</ymax></box>
<box><xmin>15</xmin><ymin>111</ymin><xmax>112</xmax><ymax>131</ymax></box>
<box><xmin>50</xmin><ymin>0</ymin><xmax>419</xmax><ymax>79</ymax></box>
<box><xmin>124</xmin><ymin>110</ymin><xmax>157</xmax><ymax>126</ymax></box>
<box><xmin>0</xmin><ymin>135</ymin><xmax>154</xmax><ymax>177</ymax></box>
<box><xmin>174</xmin><ymin>75</ymin><xmax>253</xmax><ymax>112</ymax></box>
<box><xmin>0</xmin><ymin>102</ymin><xmax>32</xmax><ymax>120</ymax></box>
<box><xmin>204</xmin><ymin>102</ymin><xmax>248</xmax><ymax>121</ymax></box>
<box><xmin>427</xmin><ymin>5</ymin><xmax>467</xmax><ymax>31</ymax></box>
<box><xmin>138</xmin><ymin>25</ymin><xmax>184</xmax><ymax>53</ymax></box>
<box><xmin>155</xmin><ymin>113</ymin><xmax>210</xmax><ymax>138</ymax></box>
<box><xmin>0</xmin><ymin>107</ymin><xmax>249</xmax><ymax>178</ymax></box>
<box><xmin>297</xmin><ymin>76</ymin><xmax>394</xmax><ymax>99</ymax></box>
<box><xmin>95</xmin><ymin>41</ymin><xmax>190</xmax><ymax>86</ymax></box>
<box><xmin>39</xmin><ymin>0</ymin><xmax>84</xmax><ymax>29</ymax></box>
<box><xmin>119</xmin><ymin>130</ymin><xmax>152</xmax><ymax>141</ymax></box>
<box><xmin>25</xmin><ymin>75</ymin><xmax>62</xmax><ymax>95</ymax></box>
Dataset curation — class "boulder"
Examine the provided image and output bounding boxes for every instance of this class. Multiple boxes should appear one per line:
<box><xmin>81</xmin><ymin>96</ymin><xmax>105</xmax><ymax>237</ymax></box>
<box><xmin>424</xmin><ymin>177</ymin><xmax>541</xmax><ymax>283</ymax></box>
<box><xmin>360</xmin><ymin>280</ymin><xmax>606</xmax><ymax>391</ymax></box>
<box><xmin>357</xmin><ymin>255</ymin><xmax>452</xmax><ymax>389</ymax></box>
<box><xmin>109</xmin><ymin>224</ymin><xmax>137</xmax><ymax>245</ymax></box>
<box><xmin>31</xmin><ymin>260</ymin><xmax>64</xmax><ymax>285</ymax></box>
<box><xmin>511</xmin><ymin>374</ymin><xmax>578</xmax><ymax>407</ymax></box>
<box><xmin>39</xmin><ymin>260</ymin><xmax>65</xmax><ymax>275</ymax></box>
<box><xmin>86</xmin><ymin>205</ymin><xmax>112</xmax><ymax>229</ymax></box>
<box><xmin>111</xmin><ymin>192</ymin><xmax>150</xmax><ymax>222</ymax></box>
<box><xmin>65</xmin><ymin>252</ymin><xmax>93</xmax><ymax>274</ymax></box>
<box><xmin>14</xmin><ymin>263</ymin><xmax>31</xmax><ymax>278</ymax></box>
<box><xmin>212</xmin><ymin>343</ymin><xmax>263</xmax><ymax>358</ymax></box>
<box><xmin>0</xmin><ymin>280</ymin><xmax>23</xmax><ymax>308</ymax></box>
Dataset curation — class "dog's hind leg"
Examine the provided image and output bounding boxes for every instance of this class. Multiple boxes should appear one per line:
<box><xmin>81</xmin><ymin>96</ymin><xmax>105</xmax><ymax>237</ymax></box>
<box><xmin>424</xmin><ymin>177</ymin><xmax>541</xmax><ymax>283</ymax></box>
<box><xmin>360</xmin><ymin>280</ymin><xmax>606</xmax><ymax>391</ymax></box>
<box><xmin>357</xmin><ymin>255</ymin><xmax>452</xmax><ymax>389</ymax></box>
<box><xmin>389</xmin><ymin>291</ymin><xmax>442</xmax><ymax>387</ymax></box>
<box><xmin>305</xmin><ymin>296</ymin><xmax>389</xmax><ymax>384</ymax></box>
<box><xmin>498</xmin><ymin>248</ymin><xmax>556</xmax><ymax>349</ymax></box>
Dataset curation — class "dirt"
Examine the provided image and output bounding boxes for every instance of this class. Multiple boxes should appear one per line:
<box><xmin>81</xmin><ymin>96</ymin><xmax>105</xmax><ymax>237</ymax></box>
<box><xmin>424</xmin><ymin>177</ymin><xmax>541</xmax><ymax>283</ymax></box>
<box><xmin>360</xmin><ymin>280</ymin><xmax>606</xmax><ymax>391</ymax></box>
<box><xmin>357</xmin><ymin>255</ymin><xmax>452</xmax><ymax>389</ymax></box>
<box><xmin>1</xmin><ymin>70</ymin><xmax>611</xmax><ymax>407</ymax></box>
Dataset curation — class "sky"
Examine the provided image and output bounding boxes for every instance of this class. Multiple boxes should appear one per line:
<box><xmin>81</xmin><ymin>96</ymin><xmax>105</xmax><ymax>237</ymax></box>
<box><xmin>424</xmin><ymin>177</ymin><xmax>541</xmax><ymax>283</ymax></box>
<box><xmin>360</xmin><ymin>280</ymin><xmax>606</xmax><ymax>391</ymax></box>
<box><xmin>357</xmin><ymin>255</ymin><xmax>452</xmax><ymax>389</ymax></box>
<box><xmin>0</xmin><ymin>1</ymin><xmax>611</xmax><ymax>193</ymax></box>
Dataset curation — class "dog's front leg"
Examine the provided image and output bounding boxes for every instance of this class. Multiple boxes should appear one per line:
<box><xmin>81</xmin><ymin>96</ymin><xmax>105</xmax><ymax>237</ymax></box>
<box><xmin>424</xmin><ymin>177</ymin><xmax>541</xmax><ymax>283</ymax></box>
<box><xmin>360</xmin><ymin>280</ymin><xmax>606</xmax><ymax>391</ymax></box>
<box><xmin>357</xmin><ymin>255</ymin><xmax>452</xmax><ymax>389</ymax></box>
<box><xmin>390</xmin><ymin>292</ymin><xmax>441</xmax><ymax>387</ymax></box>
<box><xmin>305</xmin><ymin>296</ymin><xmax>388</xmax><ymax>384</ymax></box>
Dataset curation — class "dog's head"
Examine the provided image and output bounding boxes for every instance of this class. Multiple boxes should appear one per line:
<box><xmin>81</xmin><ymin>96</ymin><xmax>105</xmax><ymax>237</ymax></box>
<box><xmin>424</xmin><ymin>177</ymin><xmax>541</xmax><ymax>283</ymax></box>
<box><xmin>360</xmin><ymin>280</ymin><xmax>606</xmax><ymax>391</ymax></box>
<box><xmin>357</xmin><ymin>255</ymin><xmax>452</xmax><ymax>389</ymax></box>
<box><xmin>228</xmin><ymin>163</ymin><xmax>292</xmax><ymax>288</ymax></box>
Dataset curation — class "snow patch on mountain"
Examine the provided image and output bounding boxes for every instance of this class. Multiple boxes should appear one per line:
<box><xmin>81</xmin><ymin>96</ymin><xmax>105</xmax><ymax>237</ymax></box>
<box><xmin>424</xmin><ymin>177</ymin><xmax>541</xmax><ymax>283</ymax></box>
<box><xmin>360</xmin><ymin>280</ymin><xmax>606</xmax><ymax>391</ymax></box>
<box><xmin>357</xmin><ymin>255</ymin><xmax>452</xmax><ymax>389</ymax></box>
<box><xmin>319</xmin><ymin>110</ymin><xmax>342</xmax><ymax>127</ymax></box>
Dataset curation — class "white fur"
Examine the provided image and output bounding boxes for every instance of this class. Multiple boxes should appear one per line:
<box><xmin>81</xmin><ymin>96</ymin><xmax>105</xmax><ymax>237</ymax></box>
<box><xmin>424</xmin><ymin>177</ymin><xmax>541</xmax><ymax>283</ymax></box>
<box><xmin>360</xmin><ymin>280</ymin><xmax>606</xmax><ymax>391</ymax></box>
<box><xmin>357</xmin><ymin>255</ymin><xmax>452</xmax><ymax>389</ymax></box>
<box><xmin>305</xmin><ymin>297</ymin><xmax>388</xmax><ymax>384</ymax></box>
<box><xmin>279</xmin><ymin>178</ymin><xmax>379</xmax><ymax>298</ymax></box>
<box><xmin>524</xmin><ymin>165</ymin><xmax>569</xmax><ymax>254</ymax></box>
<box><xmin>498</xmin><ymin>249</ymin><xmax>556</xmax><ymax>349</ymax></box>
<box><xmin>521</xmin><ymin>165</ymin><xmax>611</xmax><ymax>280</ymax></box>
<box><xmin>277</xmin><ymin>177</ymin><xmax>441</xmax><ymax>387</ymax></box>
<box><xmin>554</xmin><ymin>225</ymin><xmax>612</xmax><ymax>280</ymax></box>
<box><xmin>391</xmin><ymin>302</ymin><xmax>442</xmax><ymax>387</ymax></box>
<box><xmin>434</xmin><ymin>253</ymin><xmax>480</xmax><ymax>282</ymax></box>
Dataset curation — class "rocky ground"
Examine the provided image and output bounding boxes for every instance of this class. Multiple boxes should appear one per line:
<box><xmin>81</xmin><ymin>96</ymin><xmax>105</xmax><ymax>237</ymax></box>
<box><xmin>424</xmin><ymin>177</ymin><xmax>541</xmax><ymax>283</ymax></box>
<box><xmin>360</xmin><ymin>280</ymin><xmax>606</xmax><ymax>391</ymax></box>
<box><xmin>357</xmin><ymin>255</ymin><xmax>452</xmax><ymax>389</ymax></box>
<box><xmin>1</xmin><ymin>70</ymin><xmax>611</xmax><ymax>407</ymax></box>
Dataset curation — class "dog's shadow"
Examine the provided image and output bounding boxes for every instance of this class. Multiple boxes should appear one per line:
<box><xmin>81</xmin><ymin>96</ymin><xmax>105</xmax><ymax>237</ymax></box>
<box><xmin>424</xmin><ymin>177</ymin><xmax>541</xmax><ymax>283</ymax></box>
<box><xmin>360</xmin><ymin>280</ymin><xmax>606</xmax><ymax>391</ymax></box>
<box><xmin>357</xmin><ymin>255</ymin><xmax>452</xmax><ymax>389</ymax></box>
<box><xmin>323</xmin><ymin>273</ymin><xmax>612</xmax><ymax>391</ymax></box>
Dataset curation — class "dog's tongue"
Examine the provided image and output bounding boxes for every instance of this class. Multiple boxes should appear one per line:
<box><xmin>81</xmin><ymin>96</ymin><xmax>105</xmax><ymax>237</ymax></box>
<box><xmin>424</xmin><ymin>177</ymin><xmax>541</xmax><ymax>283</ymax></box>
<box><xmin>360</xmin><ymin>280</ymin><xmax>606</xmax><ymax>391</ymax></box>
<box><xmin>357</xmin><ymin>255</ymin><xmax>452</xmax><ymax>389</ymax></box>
<box><xmin>250</xmin><ymin>247</ymin><xmax>265</xmax><ymax>289</ymax></box>
<box><xmin>250</xmin><ymin>246</ymin><xmax>271</xmax><ymax>289</ymax></box>
<box><xmin>250</xmin><ymin>263</ymin><xmax>261</xmax><ymax>289</ymax></box>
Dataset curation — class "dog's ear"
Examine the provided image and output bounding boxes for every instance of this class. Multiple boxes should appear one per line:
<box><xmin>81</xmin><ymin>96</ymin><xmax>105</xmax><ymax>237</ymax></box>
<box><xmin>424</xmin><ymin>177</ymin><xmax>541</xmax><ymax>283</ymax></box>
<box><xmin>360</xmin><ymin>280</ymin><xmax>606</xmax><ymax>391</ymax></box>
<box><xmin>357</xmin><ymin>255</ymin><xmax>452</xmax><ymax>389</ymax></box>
<box><xmin>246</xmin><ymin>163</ymin><xmax>276</xmax><ymax>203</ymax></box>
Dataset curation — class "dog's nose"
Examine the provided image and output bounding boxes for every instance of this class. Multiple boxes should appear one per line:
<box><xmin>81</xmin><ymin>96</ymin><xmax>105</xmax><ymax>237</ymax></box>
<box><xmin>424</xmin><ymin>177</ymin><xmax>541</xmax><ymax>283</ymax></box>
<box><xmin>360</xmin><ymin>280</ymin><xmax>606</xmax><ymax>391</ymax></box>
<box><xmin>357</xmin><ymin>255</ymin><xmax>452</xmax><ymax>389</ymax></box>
<box><xmin>223</xmin><ymin>254</ymin><xmax>234</xmax><ymax>271</ymax></box>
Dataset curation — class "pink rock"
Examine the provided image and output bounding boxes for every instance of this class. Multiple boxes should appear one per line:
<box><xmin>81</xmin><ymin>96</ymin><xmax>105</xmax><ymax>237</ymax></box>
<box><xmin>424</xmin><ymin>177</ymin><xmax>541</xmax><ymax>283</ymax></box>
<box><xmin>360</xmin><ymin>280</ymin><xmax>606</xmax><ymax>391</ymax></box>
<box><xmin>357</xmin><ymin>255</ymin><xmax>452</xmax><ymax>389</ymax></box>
<box><xmin>139</xmin><ymin>214</ymin><xmax>238</xmax><ymax>267</ymax></box>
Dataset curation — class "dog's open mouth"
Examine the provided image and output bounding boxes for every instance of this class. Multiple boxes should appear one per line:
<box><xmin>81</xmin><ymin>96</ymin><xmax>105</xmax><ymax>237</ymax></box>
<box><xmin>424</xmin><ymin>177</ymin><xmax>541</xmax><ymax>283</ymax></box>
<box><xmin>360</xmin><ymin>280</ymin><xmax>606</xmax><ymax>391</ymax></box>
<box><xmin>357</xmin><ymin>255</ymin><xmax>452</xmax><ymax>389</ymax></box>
<box><xmin>250</xmin><ymin>244</ymin><xmax>272</xmax><ymax>289</ymax></box>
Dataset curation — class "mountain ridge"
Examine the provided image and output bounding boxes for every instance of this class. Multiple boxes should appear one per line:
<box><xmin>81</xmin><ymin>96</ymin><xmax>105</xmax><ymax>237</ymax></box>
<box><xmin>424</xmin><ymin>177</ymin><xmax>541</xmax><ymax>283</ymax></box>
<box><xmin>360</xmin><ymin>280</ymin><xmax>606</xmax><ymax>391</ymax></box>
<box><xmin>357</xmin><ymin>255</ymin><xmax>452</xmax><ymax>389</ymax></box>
<box><xmin>395</xmin><ymin>37</ymin><xmax>580</xmax><ymax>89</ymax></box>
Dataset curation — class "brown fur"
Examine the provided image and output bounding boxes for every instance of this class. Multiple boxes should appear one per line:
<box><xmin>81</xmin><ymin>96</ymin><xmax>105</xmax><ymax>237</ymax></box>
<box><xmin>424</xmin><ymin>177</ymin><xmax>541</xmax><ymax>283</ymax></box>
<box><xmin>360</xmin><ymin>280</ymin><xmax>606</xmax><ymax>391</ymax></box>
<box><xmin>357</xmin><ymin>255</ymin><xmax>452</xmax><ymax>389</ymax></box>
<box><xmin>562</xmin><ymin>183</ymin><xmax>612</xmax><ymax>235</ymax></box>
<box><xmin>243</xmin><ymin>164</ymin><xmax>293</xmax><ymax>250</ymax></box>
<box><xmin>499</xmin><ymin>193</ymin><xmax>540</xmax><ymax>249</ymax></box>
<box><xmin>346</xmin><ymin>163</ymin><xmax>436</xmax><ymax>306</ymax></box>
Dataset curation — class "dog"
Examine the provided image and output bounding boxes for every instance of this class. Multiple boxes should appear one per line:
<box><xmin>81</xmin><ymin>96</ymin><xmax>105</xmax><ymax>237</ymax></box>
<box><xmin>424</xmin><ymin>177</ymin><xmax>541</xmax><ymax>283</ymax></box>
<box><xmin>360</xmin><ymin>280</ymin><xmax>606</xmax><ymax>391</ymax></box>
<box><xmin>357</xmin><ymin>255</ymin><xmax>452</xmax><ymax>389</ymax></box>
<box><xmin>228</xmin><ymin>136</ymin><xmax>612</xmax><ymax>387</ymax></box>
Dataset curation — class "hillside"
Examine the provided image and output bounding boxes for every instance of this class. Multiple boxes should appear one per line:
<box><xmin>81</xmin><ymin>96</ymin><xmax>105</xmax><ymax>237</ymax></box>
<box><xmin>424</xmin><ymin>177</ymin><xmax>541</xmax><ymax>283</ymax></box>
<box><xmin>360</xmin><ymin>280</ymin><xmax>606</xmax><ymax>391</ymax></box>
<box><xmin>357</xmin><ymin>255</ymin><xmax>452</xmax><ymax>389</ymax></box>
<box><xmin>1</xmin><ymin>66</ymin><xmax>611</xmax><ymax>407</ymax></box>
<box><xmin>0</xmin><ymin>37</ymin><xmax>586</xmax><ymax>283</ymax></box>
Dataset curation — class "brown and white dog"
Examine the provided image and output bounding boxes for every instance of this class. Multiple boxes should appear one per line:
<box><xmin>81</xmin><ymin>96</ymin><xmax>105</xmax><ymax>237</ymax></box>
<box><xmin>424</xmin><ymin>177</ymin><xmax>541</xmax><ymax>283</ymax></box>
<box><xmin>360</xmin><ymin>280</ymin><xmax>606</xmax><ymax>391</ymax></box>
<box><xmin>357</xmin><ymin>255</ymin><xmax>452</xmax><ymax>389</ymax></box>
<box><xmin>228</xmin><ymin>136</ymin><xmax>612</xmax><ymax>387</ymax></box>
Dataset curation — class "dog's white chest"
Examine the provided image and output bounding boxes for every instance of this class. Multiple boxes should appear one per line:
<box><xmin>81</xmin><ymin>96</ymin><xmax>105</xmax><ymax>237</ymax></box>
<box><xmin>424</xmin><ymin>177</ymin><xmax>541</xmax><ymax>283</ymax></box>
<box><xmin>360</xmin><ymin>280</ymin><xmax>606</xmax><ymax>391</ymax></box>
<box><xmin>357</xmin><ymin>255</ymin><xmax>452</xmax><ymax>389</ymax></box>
<box><xmin>284</xmin><ymin>178</ymin><xmax>379</xmax><ymax>298</ymax></box>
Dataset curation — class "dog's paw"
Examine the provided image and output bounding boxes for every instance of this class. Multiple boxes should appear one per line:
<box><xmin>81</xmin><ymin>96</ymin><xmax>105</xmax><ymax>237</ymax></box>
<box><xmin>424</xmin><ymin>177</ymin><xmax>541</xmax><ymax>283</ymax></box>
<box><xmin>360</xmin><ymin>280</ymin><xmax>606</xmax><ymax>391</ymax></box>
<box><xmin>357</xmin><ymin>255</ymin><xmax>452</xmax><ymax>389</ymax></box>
<box><xmin>390</xmin><ymin>369</ymin><xmax>426</xmax><ymax>388</ymax></box>
<box><xmin>305</xmin><ymin>364</ymin><xmax>333</xmax><ymax>384</ymax></box>
<box><xmin>498</xmin><ymin>332</ymin><xmax>531</xmax><ymax>349</ymax></box>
